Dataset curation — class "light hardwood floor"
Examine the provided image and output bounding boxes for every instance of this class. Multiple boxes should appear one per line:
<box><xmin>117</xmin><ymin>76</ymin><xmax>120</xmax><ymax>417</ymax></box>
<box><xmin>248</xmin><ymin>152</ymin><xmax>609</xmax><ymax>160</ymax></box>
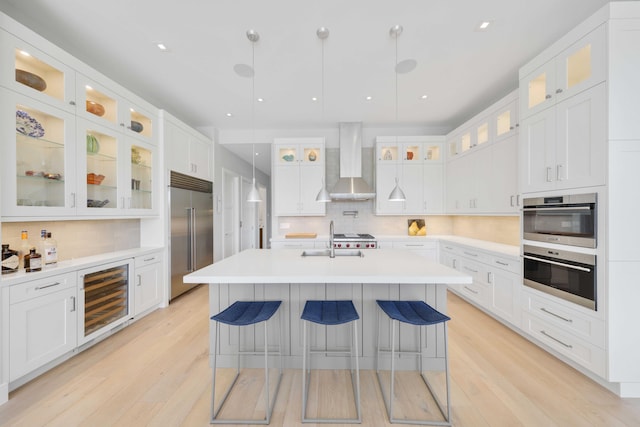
<box><xmin>1</xmin><ymin>285</ymin><xmax>639</xmax><ymax>426</ymax></box>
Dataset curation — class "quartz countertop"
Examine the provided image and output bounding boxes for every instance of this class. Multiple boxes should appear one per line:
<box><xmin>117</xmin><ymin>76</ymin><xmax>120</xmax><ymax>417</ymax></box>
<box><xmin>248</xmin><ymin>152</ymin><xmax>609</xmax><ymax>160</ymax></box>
<box><xmin>184</xmin><ymin>248</ymin><xmax>472</xmax><ymax>285</ymax></box>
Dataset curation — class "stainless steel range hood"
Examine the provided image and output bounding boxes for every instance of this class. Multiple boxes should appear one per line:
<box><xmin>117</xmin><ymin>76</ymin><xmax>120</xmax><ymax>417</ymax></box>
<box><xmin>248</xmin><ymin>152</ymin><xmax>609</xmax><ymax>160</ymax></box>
<box><xmin>329</xmin><ymin>122</ymin><xmax>376</xmax><ymax>200</ymax></box>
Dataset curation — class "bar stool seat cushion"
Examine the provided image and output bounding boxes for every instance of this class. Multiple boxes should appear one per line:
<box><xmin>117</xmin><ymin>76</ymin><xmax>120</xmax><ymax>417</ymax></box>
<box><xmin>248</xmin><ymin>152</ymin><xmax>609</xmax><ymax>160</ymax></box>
<box><xmin>301</xmin><ymin>300</ymin><xmax>359</xmax><ymax>325</ymax></box>
<box><xmin>212</xmin><ymin>300</ymin><xmax>282</xmax><ymax>326</ymax></box>
<box><xmin>376</xmin><ymin>300</ymin><xmax>450</xmax><ymax>326</ymax></box>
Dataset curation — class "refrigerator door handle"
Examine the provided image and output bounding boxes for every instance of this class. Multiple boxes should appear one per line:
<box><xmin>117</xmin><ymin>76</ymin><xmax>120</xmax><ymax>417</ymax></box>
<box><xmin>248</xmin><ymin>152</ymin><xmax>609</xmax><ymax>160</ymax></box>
<box><xmin>187</xmin><ymin>207</ymin><xmax>194</xmax><ymax>272</ymax></box>
<box><xmin>191</xmin><ymin>207</ymin><xmax>197</xmax><ymax>271</ymax></box>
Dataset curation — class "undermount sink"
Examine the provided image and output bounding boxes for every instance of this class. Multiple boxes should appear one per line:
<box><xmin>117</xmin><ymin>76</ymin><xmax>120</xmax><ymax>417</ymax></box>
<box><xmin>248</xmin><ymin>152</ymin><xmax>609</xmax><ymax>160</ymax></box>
<box><xmin>301</xmin><ymin>249</ymin><xmax>364</xmax><ymax>257</ymax></box>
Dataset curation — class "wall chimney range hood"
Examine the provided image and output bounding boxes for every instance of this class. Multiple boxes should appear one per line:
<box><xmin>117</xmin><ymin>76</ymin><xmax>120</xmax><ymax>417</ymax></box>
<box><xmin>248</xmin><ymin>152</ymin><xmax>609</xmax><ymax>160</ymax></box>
<box><xmin>329</xmin><ymin>122</ymin><xmax>376</xmax><ymax>201</ymax></box>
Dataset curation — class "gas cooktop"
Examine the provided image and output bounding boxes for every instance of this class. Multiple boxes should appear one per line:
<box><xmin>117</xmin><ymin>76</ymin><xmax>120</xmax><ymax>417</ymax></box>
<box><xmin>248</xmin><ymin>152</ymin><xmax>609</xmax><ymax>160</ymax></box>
<box><xmin>332</xmin><ymin>233</ymin><xmax>377</xmax><ymax>249</ymax></box>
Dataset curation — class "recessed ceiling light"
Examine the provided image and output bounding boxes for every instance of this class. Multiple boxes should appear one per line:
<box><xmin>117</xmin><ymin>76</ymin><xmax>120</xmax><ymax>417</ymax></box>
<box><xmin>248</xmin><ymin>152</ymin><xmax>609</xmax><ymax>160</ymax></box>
<box><xmin>476</xmin><ymin>21</ymin><xmax>491</xmax><ymax>31</ymax></box>
<box><xmin>366</xmin><ymin>96</ymin><xmax>373</xmax><ymax>101</ymax></box>
<box><xmin>19</xmin><ymin>50</ymin><xmax>30</xmax><ymax>57</ymax></box>
<box><xmin>257</xmin><ymin>98</ymin><xmax>264</xmax><ymax>102</ymax></box>
<box><xmin>85</xmin><ymin>85</ymin><xmax>93</xmax><ymax>91</ymax></box>
<box><xmin>130</xmin><ymin>108</ymin><xmax>135</xmax><ymax>112</ymax></box>
<box><xmin>156</xmin><ymin>43</ymin><xmax>168</xmax><ymax>51</ymax></box>
<box><xmin>311</xmin><ymin>97</ymin><xmax>318</xmax><ymax>102</ymax></box>
<box><xmin>226</xmin><ymin>113</ymin><xmax>233</xmax><ymax>117</ymax></box>
<box><xmin>420</xmin><ymin>94</ymin><xmax>428</xmax><ymax>100</ymax></box>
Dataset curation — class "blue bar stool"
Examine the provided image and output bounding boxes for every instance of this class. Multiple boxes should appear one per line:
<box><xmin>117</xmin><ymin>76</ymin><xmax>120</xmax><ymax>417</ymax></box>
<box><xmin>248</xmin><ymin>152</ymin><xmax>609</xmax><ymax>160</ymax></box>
<box><xmin>210</xmin><ymin>300</ymin><xmax>283</xmax><ymax>424</ymax></box>
<box><xmin>375</xmin><ymin>300</ymin><xmax>452</xmax><ymax>426</ymax></box>
<box><xmin>301</xmin><ymin>300</ymin><xmax>361</xmax><ymax>424</ymax></box>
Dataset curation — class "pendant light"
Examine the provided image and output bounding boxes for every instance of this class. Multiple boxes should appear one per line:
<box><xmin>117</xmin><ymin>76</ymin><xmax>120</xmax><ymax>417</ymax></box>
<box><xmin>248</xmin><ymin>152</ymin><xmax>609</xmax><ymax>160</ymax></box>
<box><xmin>388</xmin><ymin>24</ymin><xmax>406</xmax><ymax>202</ymax></box>
<box><xmin>246</xmin><ymin>29</ymin><xmax>262</xmax><ymax>203</ymax></box>
<box><xmin>315</xmin><ymin>26</ymin><xmax>331</xmax><ymax>203</ymax></box>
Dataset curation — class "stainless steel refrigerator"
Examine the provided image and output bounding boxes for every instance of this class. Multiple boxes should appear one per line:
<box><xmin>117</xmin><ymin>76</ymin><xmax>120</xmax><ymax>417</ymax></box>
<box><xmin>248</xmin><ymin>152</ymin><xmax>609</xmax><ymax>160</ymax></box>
<box><xmin>169</xmin><ymin>171</ymin><xmax>214</xmax><ymax>301</ymax></box>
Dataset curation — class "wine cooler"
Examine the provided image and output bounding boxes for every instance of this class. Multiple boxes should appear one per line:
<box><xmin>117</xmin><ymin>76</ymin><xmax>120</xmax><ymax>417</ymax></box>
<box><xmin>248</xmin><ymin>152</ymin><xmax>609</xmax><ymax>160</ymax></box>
<box><xmin>79</xmin><ymin>259</ymin><xmax>133</xmax><ymax>343</ymax></box>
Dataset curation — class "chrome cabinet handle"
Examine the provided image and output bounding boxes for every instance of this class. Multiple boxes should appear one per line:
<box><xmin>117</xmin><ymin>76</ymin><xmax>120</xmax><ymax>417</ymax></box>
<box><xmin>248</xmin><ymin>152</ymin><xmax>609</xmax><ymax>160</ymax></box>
<box><xmin>541</xmin><ymin>330</ymin><xmax>573</xmax><ymax>348</ymax></box>
<box><xmin>556</xmin><ymin>88</ymin><xmax>563</xmax><ymax>94</ymax></box>
<box><xmin>35</xmin><ymin>282</ymin><xmax>61</xmax><ymax>290</ymax></box>
<box><xmin>540</xmin><ymin>307</ymin><xmax>573</xmax><ymax>323</ymax></box>
<box><xmin>495</xmin><ymin>260</ymin><xmax>510</xmax><ymax>267</ymax></box>
<box><xmin>69</xmin><ymin>100</ymin><xmax>76</xmax><ymax>106</ymax></box>
<box><xmin>487</xmin><ymin>272</ymin><xmax>493</xmax><ymax>284</ymax></box>
<box><xmin>556</xmin><ymin>164</ymin><xmax>563</xmax><ymax>181</ymax></box>
<box><xmin>546</xmin><ymin>167</ymin><xmax>553</xmax><ymax>182</ymax></box>
<box><xmin>463</xmin><ymin>251</ymin><xmax>478</xmax><ymax>257</ymax></box>
<box><xmin>463</xmin><ymin>266</ymin><xmax>478</xmax><ymax>274</ymax></box>
<box><xmin>70</xmin><ymin>296</ymin><xmax>76</xmax><ymax>312</ymax></box>
<box><xmin>137</xmin><ymin>274</ymin><xmax>142</xmax><ymax>286</ymax></box>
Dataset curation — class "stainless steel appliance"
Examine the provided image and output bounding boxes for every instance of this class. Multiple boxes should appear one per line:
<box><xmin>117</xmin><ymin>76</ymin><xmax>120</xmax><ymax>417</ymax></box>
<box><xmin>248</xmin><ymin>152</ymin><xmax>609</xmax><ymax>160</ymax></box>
<box><xmin>169</xmin><ymin>171</ymin><xmax>213</xmax><ymax>301</ymax></box>
<box><xmin>523</xmin><ymin>193</ymin><xmax>597</xmax><ymax>248</ymax></box>
<box><xmin>332</xmin><ymin>233</ymin><xmax>377</xmax><ymax>249</ymax></box>
<box><xmin>523</xmin><ymin>244</ymin><xmax>596</xmax><ymax>310</ymax></box>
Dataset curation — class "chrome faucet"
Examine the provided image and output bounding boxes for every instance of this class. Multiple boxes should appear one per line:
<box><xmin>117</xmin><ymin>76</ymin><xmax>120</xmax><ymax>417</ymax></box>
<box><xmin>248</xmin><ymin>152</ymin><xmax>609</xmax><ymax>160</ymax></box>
<box><xmin>329</xmin><ymin>220</ymin><xmax>335</xmax><ymax>258</ymax></box>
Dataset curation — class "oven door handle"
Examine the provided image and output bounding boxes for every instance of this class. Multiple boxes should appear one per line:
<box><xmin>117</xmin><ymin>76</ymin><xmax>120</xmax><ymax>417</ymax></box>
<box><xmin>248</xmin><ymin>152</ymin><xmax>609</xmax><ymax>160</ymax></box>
<box><xmin>523</xmin><ymin>206</ymin><xmax>592</xmax><ymax>212</ymax></box>
<box><xmin>523</xmin><ymin>255</ymin><xmax>592</xmax><ymax>272</ymax></box>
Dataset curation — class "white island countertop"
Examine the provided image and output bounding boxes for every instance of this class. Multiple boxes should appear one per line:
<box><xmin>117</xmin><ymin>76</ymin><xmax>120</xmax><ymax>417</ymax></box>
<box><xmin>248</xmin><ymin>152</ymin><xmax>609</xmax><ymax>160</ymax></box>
<box><xmin>184</xmin><ymin>248</ymin><xmax>472</xmax><ymax>285</ymax></box>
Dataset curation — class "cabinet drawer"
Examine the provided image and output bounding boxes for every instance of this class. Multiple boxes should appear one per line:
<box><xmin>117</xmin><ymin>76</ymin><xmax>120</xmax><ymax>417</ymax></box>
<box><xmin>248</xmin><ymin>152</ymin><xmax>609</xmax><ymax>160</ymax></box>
<box><xmin>135</xmin><ymin>252</ymin><xmax>161</xmax><ymax>268</ymax></box>
<box><xmin>522</xmin><ymin>311</ymin><xmax>606</xmax><ymax>378</ymax></box>
<box><xmin>9</xmin><ymin>272</ymin><xmax>76</xmax><ymax>304</ymax></box>
<box><xmin>458</xmin><ymin>280</ymin><xmax>490</xmax><ymax>307</ymax></box>
<box><xmin>459</xmin><ymin>247</ymin><xmax>491</xmax><ymax>264</ymax></box>
<box><xmin>440</xmin><ymin>243</ymin><xmax>460</xmax><ymax>255</ymax></box>
<box><xmin>393</xmin><ymin>241</ymin><xmax>437</xmax><ymax>250</ymax></box>
<box><xmin>492</xmin><ymin>255</ymin><xmax>521</xmax><ymax>274</ymax></box>
<box><xmin>523</xmin><ymin>291</ymin><xmax>605</xmax><ymax>348</ymax></box>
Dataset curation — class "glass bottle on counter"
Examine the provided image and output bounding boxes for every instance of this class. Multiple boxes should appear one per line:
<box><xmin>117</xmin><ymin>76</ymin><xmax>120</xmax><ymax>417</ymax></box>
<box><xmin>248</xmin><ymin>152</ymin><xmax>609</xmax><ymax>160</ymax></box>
<box><xmin>44</xmin><ymin>232</ymin><xmax>58</xmax><ymax>266</ymax></box>
<box><xmin>18</xmin><ymin>230</ymin><xmax>30</xmax><ymax>269</ymax></box>
<box><xmin>2</xmin><ymin>244</ymin><xmax>20</xmax><ymax>274</ymax></box>
<box><xmin>38</xmin><ymin>229</ymin><xmax>47</xmax><ymax>257</ymax></box>
<box><xmin>24</xmin><ymin>248</ymin><xmax>42</xmax><ymax>272</ymax></box>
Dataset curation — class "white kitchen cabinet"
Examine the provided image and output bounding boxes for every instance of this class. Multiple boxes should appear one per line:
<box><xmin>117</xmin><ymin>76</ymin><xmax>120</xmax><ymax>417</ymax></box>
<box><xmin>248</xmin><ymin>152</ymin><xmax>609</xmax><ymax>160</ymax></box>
<box><xmin>273</xmin><ymin>139</ymin><xmax>325</xmax><ymax>216</ymax></box>
<box><xmin>490</xmin><ymin>134</ymin><xmax>520</xmax><ymax>213</ymax></box>
<box><xmin>392</xmin><ymin>240</ymin><xmax>438</xmax><ymax>262</ymax></box>
<box><xmin>1</xmin><ymin>88</ymin><xmax>77</xmax><ymax>217</ymax></box>
<box><xmin>519</xmin><ymin>83</ymin><xmax>606</xmax><ymax>193</ymax></box>
<box><xmin>446</xmin><ymin>145</ymin><xmax>492</xmax><ymax>213</ymax></box>
<box><xmin>488</xmin><ymin>255</ymin><xmax>521</xmax><ymax>327</ymax></box>
<box><xmin>7</xmin><ymin>272</ymin><xmax>77</xmax><ymax>382</ymax></box>
<box><xmin>494</xmin><ymin>99</ymin><xmax>519</xmax><ymax>142</ymax></box>
<box><xmin>375</xmin><ymin>138</ymin><xmax>444</xmax><ymax>215</ymax></box>
<box><xmin>520</xmin><ymin>24</ymin><xmax>606</xmax><ymax>120</ymax></box>
<box><xmin>0</xmin><ymin>30</ymin><xmax>76</xmax><ymax>114</ymax></box>
<box><xmin>133</xmin><ymin>251</ymin><xmax>163</xmax><ymax>316</ymax></box>
<box><xmin>162</xmin><ymin>111</ymin><xmax>213</xmax><ymax>181</ymax></box>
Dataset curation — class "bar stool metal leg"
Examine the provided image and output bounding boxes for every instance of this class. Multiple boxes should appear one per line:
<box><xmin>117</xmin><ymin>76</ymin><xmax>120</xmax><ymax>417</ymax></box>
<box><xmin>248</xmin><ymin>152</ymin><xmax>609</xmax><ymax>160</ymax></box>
<box><xmin>210</xmin><ymin>301</ymin><xmax>283</xmax><ymax>425</ymax></box>
<box><xmin>301</xmin><ymin>300</ymin><xmax>361</xmax><ymax>424</ymax></box>
<box><xmin>375</xmin><ymin>300</ymin><xmax>452</xmax><ymax>426</ymax></box>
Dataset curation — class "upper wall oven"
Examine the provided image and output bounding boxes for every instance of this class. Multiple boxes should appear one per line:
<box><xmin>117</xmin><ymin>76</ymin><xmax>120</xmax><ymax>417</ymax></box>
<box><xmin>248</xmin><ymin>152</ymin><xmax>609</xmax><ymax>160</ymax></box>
<box><xmin>523</xmin><ymin>193</ymin><xmax>597</xmax><ymax>249</ymax></box>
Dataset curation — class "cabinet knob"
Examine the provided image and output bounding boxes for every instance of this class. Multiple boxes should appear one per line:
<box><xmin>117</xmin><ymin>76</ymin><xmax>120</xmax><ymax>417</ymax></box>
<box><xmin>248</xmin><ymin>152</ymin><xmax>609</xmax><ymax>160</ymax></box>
<box><xmin>69</xmin><ymin>100</ymin><xmax>76</xmax><ymax>106</ymax></box>
<box><xmin>555</xmin><ymin>88</ymin><xmax>563</xmax><ymax>94</ymax></box>
<box><xmin>545</xmin><ymin>94</ymin><xmax>552</xmax><ymax>100</ymax></box>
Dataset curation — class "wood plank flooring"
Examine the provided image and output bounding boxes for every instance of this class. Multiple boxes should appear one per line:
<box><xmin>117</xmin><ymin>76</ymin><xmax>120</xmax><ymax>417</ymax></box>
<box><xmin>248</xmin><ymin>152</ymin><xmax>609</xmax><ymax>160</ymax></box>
<box><xmin>1</xmin><ymin>285</ymin><xmax>639</xmax><ymax>426</ymax></box>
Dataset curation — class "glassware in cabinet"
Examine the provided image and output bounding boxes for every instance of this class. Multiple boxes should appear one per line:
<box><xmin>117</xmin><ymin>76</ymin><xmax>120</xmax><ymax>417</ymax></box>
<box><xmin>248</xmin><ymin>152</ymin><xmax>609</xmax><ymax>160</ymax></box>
<box><xmin>1</xmin><ymin>89</ymin><xmax>77</xmax><ymax>216</ymax></box>
<box><xmin>1</xmin><ymin>32</ymin><xmax>76</xmax><ymax>113</ymax></box>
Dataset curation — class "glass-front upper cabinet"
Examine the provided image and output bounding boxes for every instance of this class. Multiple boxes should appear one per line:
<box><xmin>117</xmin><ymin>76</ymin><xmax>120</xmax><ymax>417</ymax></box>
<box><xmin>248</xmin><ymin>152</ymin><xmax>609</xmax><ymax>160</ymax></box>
<box><xmin>76</xmin><ymin>119</ymin><xmax>121</xmax><ymax>215</ymax></box>
<box><xmin>476</xmin><ymin>121</ymin><xmax>489</xmax><ymax>147</ymax></box>
<box><xmin>76</xmin><ymin>74</ymin><xmax>119</xmax><ymax>129</ymax></box>
<box><xmin>274</xmin><ymin>139</ymin><xmax>323</xmax><ymax>166</ymax></box>
<box><xmin>1</xmin><ymin>88</ymin><xmax>77</xmax><ymax>217</ymax></box>
<box><xmin>494</xmin><ymin>100</ymin><xmax>518</xmax><ymax>141</ymax></box>
<box><xmin>401</xmin><ymin>142</ymin><xmax>421</xmax><ymax>163</ymax></box>
<box><xmin>520</xmin><ymin>24</ymin><xmax>605</xmax><ymax>119</ymax></box>
<box><xmin>423</xmin><ymin>142</ymin><xmax>442</xmax><ymax>163</ymax></box>
<box><xmin>128</xmin><ymin>142</ymin><xmax>154</xmax><ymax>212</ymax></box>
<box><xmin>376</xmin><ymin>140</ymin><xmax>399</xmax><ymax>162</ymax></box>
<box><xmin>0</xmin><ymin>31</ymin><xmax>76</xmax><ymax>113</ymax></box>
<box><xmin>120</xmin><ymin>101</ymin><xmax>154</xmax><ymax>142</ymax></box>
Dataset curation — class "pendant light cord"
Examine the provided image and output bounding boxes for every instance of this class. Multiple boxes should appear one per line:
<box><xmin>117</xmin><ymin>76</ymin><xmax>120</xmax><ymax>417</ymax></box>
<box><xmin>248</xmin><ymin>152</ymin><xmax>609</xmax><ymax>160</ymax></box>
<box><xmin>251</xmin><ymin>39</ymin><xmax>256</xmax><ymax>183</ymax></box>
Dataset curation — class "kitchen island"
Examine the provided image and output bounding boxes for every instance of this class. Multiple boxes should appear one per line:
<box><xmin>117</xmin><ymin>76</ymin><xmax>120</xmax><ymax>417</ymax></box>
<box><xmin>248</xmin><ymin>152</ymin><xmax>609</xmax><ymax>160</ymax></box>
<box><xmin>184</xmin><ymin>248</ymin><xmax>471</xmax><ymax>369</ymax></box>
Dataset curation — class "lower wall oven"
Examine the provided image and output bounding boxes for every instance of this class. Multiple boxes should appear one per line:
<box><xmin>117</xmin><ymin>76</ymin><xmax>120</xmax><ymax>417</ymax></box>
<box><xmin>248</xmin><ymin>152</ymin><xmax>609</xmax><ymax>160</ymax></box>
<box><xmin>523</xmin><ymin>244</ymin><xmax>596</xmax><ymax>310</ymax></box>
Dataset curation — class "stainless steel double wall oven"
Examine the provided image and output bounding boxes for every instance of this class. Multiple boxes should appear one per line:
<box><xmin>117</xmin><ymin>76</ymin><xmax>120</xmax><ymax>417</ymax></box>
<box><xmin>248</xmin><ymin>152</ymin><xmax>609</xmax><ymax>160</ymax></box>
<box><xmin>522</xmin><ymin>193</ymin><xmax>598</xmax><ymax>310</ymax></box>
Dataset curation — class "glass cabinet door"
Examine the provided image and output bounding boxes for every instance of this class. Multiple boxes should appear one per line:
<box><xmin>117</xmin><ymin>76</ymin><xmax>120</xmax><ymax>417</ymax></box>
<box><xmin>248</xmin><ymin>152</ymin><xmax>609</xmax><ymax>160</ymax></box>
<box><xmin>495</xmin><ymin>100</ymin><xmax>518</xmax><ymax>141</ymax></box>
<box><xmin>76</xmin><ymin>119</ymin><xmax>120</xmax><ymax>214</ymax></box>
<box><xmin>423</xmin><ymin>143</ymin><xmax>442</xmax><ymax>163</ymax></box>
<box><xmin>76</xmin><ymin>74</ymin><xmax>119</xmax><ymax>129</ymax></box>
<box><xmin>129</xmin><ymin>143</ymin><xmax>154</xmax><ymax>211</ymax></box>
<box><xmin>401</xmin><ymin>142</ymin><xmax>421</xmax><ymax>163</ymax></box>
<box><xmin>376</xmin><ymin>141</ymin><xmax>399</xmax><ymax>162</ymax></box>
<box><xmin>1</xmin><ymin>32</ymin><xmax>76</xmax><ymax>113</ymax></box>
<box><xmin>275</xmin><ymin>144</ymin><xmax>299</xmax><ymax>165</ymax></box>
<box><xmin>300</xmin><ymin>143</ymin><xmax>323</xmax><ymax>165</ymax></box>
<box><xmin>1</xmin><ymin>89</ymin><xmax>77</xmax><ymax>217</ymax></box>
<box><xmin>120</xmin><ymin>101</ymin><xmax>154</xmax><ymax>142</ymax></box>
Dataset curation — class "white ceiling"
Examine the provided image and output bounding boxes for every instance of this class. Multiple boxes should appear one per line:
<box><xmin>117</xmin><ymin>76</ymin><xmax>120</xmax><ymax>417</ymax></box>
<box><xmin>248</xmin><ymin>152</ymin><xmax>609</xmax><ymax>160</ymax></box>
<box><xmin>1</xmin><ymin>0</ymin><xmax>613</xmax><ymax>174</ymax></box>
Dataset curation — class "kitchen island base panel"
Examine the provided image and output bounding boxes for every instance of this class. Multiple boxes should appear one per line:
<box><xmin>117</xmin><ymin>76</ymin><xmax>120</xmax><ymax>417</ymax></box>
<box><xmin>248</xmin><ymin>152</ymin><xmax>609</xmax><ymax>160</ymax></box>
<box><xmin>208</xmin><ymin>282</ymin><xmax>449</xmax><ymax>370</ymax></box>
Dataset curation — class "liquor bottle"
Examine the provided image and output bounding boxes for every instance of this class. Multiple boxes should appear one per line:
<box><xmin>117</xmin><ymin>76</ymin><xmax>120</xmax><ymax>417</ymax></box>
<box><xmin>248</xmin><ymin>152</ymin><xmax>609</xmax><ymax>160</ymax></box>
<box><xmin>24</xmin><ymin>248</ymin><xmax>42</xmax><ymax>272</ymax></box>
<box><xmin>2</xmin><ymin>244</ymin><xmax>19</xmax><ymax>274</ymax></box>
<box><xmin>44</xmin><ymin>232</ymin><xmax>58</xmax><ymax>266</ymax></box>
<box><xmin>39</xmin><ymin>229</ymin><xmax>47</xmax><ymax>259</ymax></box>
<box><xmin>18</xmin><ymin>230</ymin><xmax>30</xmax><ymax>269</ymax></box>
